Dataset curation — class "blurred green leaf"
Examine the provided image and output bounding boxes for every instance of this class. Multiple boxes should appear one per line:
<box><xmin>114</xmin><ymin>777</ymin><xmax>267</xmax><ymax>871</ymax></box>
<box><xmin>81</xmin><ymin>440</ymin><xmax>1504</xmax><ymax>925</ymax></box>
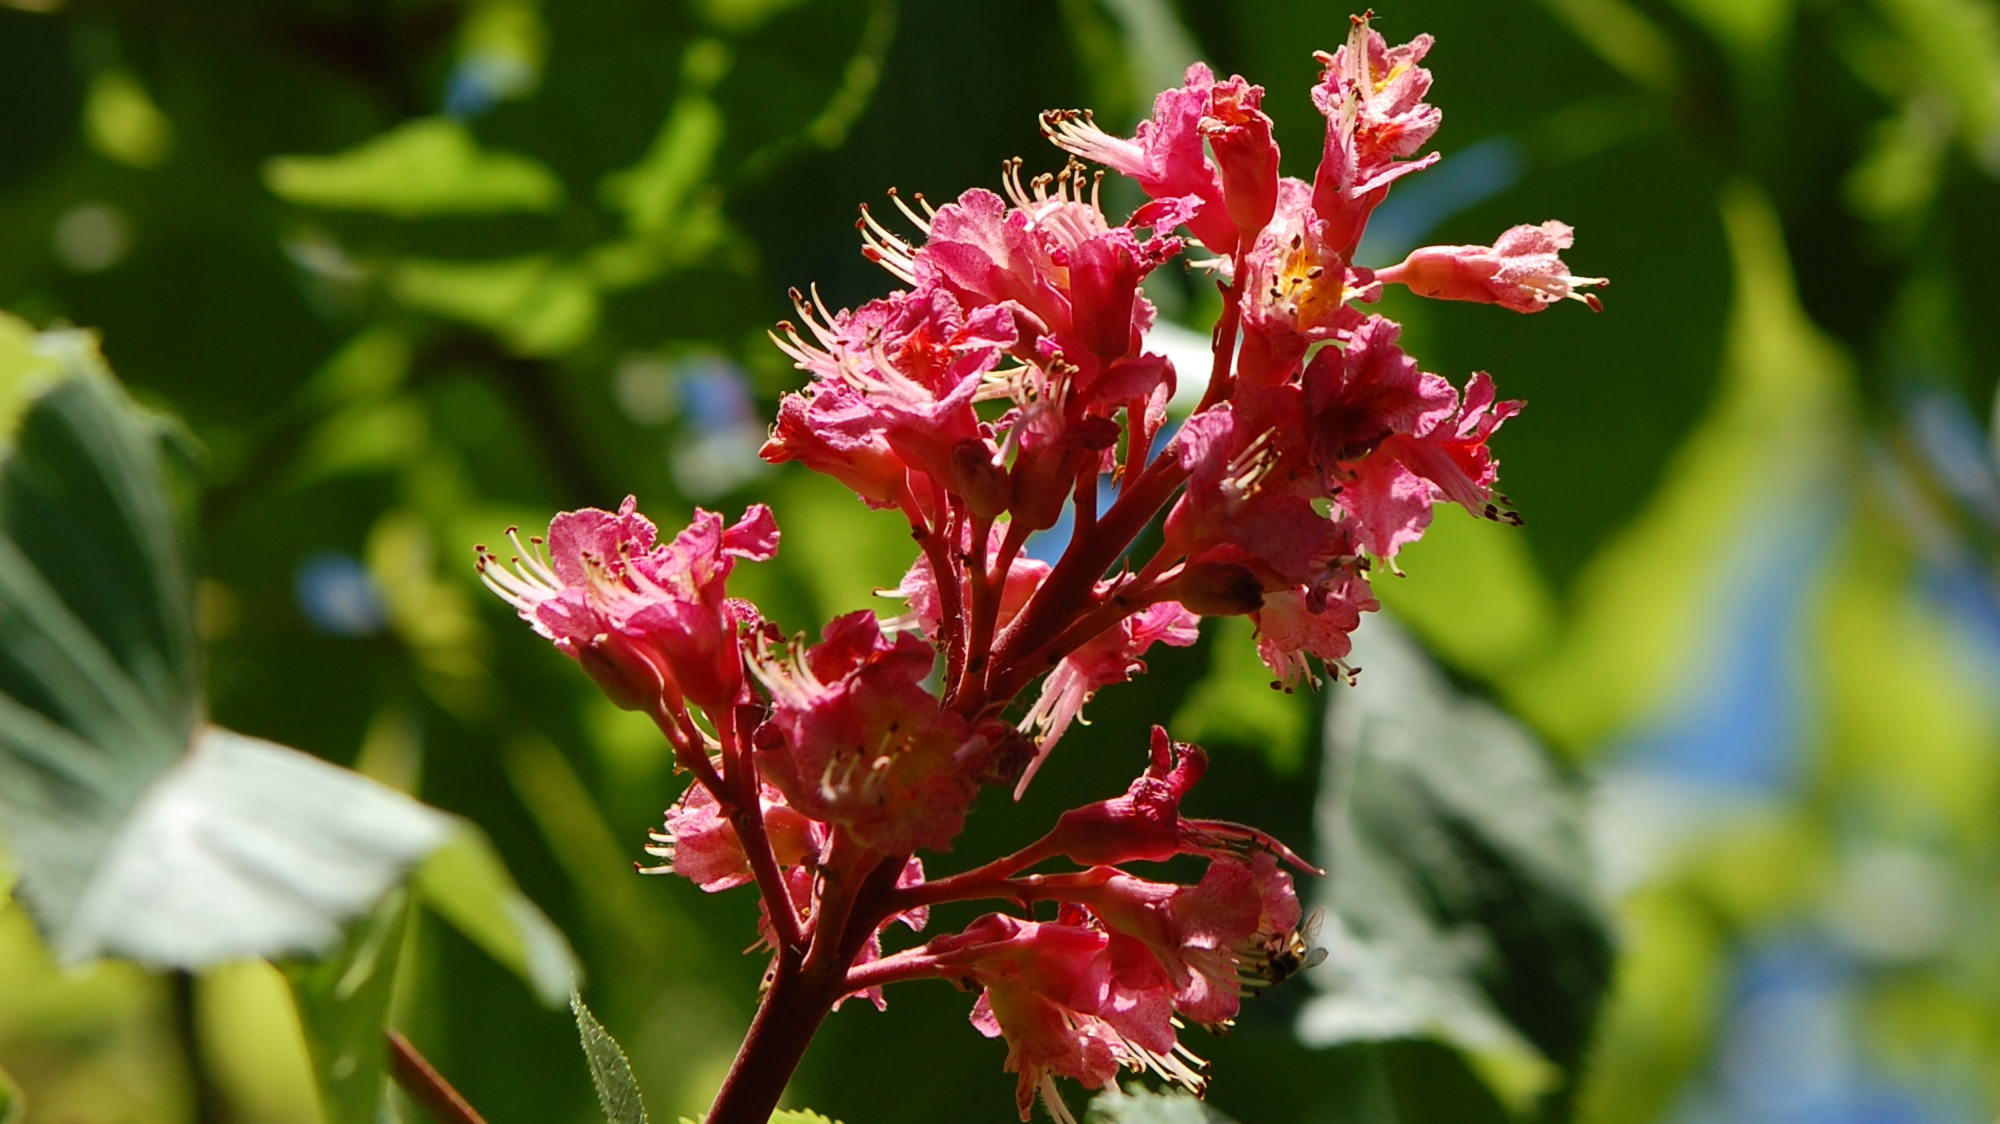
<box><xmin>388</xmin><ymin>256</ymin><xmax>598</xmax><ymax>357</ymax></box>
<box><xmin>1369</xmin><ymin>504</ymin><xmax>1559</xmax><ymax>683</ymax></box>
<box><xmin>0</xmin><ymin>325</ymin><xmax>451</xmax><ymax>966</ymax></box>
<box><xmin>266</xmin><ymin>118</ymin><xmax>564</xmax><ymax>218</ymax></box>
<box><xmin>1668</xmin><ymin>0</ymin><xmax>1794</xmax><ymax>57</ymax></box>
<box><xmin>573</xmin><ymin>989</ymin><xmax>649</xmax><ymax>1124</ymax></box>
<box><xmin>1302</xmin><ymin>618</ymin><xmax>1612</xmax><ymax>1112</ymax></box>
<box><xmin>1085</xmin><ymin>1085</ymin><xmax>1234</xmax><ymax>1124</ymax></box>
<box><xmin>1171</xmin><ymin>615</ymin><xmax>1309</xmax><ymax>775</ymax></box>
<box><xmin>456</xmin><ymin>0</ymin><xmax>547</xmax><ymax>104</ymax></box>
<box><xmin>0</xmin><ymin>1062</ymin><xmax>20</xmax><ymax>1124</ymax></box>
<box><xmin>602</xmin><ymin>93</ymin><xmax>724</xmax><ymax>238</ymax></box>
<box><xmin>286</xmin><ymin>887</ymin><xmax>412</xmax><ymax>1124</ymax></box>
<box><xmin>1871</xmin><ymin>0</ymin><xmax>2000</xmax><ymax>157</ymax></box>
<box><xmin>1534</xmin><ymin>0</ymin><xmax>1680</xmax><ymax>94</ymax></box>
<box><xmin>1501</xmin><ymin>185</ymin><xmax>1854</xmax><ymax>754</ymax></box>
<box><xmin>83</xmin><ymin>71</ymin><xmax>173</xmax><ymax>169</ymax></box>
<box><xmin>414</xmin><ymin>822</ymin><xmax>580</xmax><ymax>1006</ymax></box>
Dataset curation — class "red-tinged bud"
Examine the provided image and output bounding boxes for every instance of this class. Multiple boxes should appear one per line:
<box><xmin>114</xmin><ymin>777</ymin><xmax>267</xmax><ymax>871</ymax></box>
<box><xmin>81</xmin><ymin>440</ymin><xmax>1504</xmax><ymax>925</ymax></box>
<box><xmin>1041</xmin><ymin>728</ymin><xmax>1207</xmax><ymax>865</ymax></box>
<box><xmin>1168</xmin><ymin>560</ymin><xmax>1266</xmax><ymax>616</ymax></box>
<box><xmin>1203</xmin><ymin>78</ymin><xmax>1280</xmax><ymax>244</ymax></box>
<box><xmin>1376</xmin><ymin>221</ymin><xmax>1606</xmax><ymax>313</ymax></box>
<box><xmin>576</xmin><ymin>630</ymin><xmax>675</xmax><ymax>712</ymax></box>
<box><xmin>952</xmin><ymin>437</ymin><xmax>1013</xmax><ymax>520</ymax></box>
<box><xmin>1068</xmin><ymin>236</ymin><xmax>1143</xmax><ymax>363</ymax></box>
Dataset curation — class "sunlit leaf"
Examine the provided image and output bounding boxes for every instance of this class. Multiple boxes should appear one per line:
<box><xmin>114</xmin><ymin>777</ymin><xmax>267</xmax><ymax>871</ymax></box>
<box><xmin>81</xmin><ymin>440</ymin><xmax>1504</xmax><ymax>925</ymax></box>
<box><xmin>388</xmin><ymin>255</ymin><xmax>598</xmax><ymax>357</ymax></box>
<box><xmin>266</xmin><ymin>118</ymin><xmax>563</xmax><ymax>218</ymax></box>
<box><xmin>1501</xmin><ymin>186</ymin><xmax>1853</xmax><ymax>754</ymax></box>
<box><xmin>573</xmin><ymin>989</ymin><xmax>649</xmax><ymax>1124</ymax></box>
<box><xmin>415</xmin><ymin>823</ymin><xmax>579</xmax><ymax>1006</ymax></box>
<box><xmin>286</xmin><ymin>888</ymin><xmax>410</xmax><ymax>1124</ymax></box>
<box><xmin>83</xmin><ymin>71</ymin><xmax>173</xmax><ymax>168</ymax></box>
<box><xmin>0</xmin><ymin>1061</ymin><xmax>21</xmax><ymax>1124</ymax></box>
<box><xmin>1300</xmin><ymin>617</ymin><xmax>1613</xmax><ymax>1112</ymax></box>
<box><xmin>600</xmin><ymin>92</ymin><xmax>724</xmax><ymax>238</ymax></box>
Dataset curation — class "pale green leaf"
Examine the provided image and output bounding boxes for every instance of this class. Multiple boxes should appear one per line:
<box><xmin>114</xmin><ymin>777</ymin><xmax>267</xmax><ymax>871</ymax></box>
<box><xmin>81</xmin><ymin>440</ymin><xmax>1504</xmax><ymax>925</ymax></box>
<box><xmin>573</xmin><ymin>989</ymin><xmax>649</xmax><ymax>1124</ymax></box>
<box><xmin>0</xmin><ymin>329</ymin><xmax>201</xmax><ymax>940</ymax></box>
<box><xmin>1300</xmin><ymin>617</ymin><xmax>1612</xmax><ymax>1112</ymax></box>
<box><xmin>266</xmin><ymin>118</ymin><xmax>563</xmax><ymax>218</ymax></box>
<box><xmin>55</xmin><ymin>727</ymin><xmax>450</xmax><ymax>966</ymax></box>
<box><xmin>0</xmin><ymin>326</ymin><xmax>451</xmax><ymax>968</ymax></box>
<box><xmin>769</xmin><ymin>1112</ymin><xmax>841</xmax><ymax>1124</ymax></box>
<box><xmin>415</xmin><ymin>823</ymin><xmax>579</xmax><ymax>1006</ymax></box>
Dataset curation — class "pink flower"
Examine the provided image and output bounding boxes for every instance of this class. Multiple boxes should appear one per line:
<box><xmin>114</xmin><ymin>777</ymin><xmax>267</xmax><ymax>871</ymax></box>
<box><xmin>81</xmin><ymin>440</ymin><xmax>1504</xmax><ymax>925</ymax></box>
<box><xmin>1340</xmin><ymin>371</ymin><xmax>1524</xmax><ymax>558</ymax></box>
<box><xmin>930</xmin><ymin>913</ymin><xmax>1195</xmax><ymax>1123</ymax></box>
<box><xmin>1236</xmin><ymin>178</ymin><xmax>1378</xmax><ymax>385</ymax></box>
<box><xmin>1301</xmin><ymin>314</ymin><xmax>1457</xmax><ymax>481</ymax></box>
<box><xmin>766</xmin><ymin>286</ymin><xmax>1014</xmax><ymax>508</ymax></box>
<box><xmin>1038</xmin><ymin>728</ymin><xmax>1318</xmax><ymax>872</ymax></box>
<box><xmin>1042</xmin><ymin>64</ymin><xmax>1249</xmax><ymax>255</ymax></box>
<box><xmin>1162</xmin><ymin>404</ymin><xmax>1353</xmax><ymax>594</ymax></box>
<box><xmin>478</xmin><ymin>498</ymin><xmax>778</xmax><ymax>711</ymax></box>
<box><xmin>1376</xmin><ymin>220</ymin><xmax>1606</xmax><ymax>312</ymax></box>
<box><xmin>752</xmin><ymin>610</ymin><xmax>1010</xmax><ymax>854</ymax></box>
<box><xmin>1251</xmin><ymin>577</ymin><xmax>1377</xmax><ymax>691</ymax></box>
<box><xmin>1310</xmin><ymin>16</ymin><xmax>1444</xmax><ymax>257</ymax></box>
<box><xmin>1016</xmin><ymin>600</ymin><xmax>1201</xmax><ymax>794</ymax></box>
<box><xmin>640</xmin><ymin>780</ymin><xmax>822</xmax><ymax>892</ymax></box>
<box><xmin>1054</xmin><ymin>853</ymin><xmax>1302</xmax><ymax>1027</ymax></box>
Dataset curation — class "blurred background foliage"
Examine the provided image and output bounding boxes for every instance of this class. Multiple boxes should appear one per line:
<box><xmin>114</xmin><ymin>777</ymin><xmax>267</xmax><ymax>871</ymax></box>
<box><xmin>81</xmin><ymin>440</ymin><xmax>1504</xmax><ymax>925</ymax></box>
<box><xmin>0</xmin><ymin>0</ymin><xmax>1998</xmax><ymax>1122</ymax></box>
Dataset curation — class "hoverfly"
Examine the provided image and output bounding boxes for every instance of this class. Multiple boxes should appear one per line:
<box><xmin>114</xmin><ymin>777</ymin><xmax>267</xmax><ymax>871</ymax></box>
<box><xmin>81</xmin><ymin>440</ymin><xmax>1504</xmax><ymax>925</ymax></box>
<box><xmin>1266</xmin><ymin>906</ymin><xmax>1328</xmax><ymax>986</ymax></box>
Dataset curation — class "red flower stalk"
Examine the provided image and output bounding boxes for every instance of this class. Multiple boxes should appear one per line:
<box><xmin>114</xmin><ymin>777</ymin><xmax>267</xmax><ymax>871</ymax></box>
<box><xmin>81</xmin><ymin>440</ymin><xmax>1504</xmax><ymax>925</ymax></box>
<box><xmin>482</xmin><ymin>15</ymin><xmax>1599</xmax><ymax>1123</ymax></box>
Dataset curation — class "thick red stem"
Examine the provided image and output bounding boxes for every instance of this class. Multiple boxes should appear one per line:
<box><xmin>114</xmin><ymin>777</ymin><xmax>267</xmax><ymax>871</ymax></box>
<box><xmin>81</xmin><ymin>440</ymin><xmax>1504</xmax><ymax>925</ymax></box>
<box><xmin>976</xmin><ymin>457</ymin><xmax>1188</xmax><ymax>711</ymax></box>
<box><xmin>703</xmin><ymin>948</ymin><xmax>843</xmax><ymax>1124</ymax></box>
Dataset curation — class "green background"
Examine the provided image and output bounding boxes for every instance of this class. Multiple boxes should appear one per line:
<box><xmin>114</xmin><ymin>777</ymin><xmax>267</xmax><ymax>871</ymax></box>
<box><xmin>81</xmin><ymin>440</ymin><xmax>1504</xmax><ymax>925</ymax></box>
<box><xmin>2</xmin><ymin>0</ymin><xmax>1998</xmax><ymax>1122</ymax></box>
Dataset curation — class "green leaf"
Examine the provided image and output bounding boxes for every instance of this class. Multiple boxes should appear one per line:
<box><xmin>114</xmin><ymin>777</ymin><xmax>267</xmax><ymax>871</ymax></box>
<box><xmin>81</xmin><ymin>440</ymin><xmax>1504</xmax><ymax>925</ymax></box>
<box><xmin>572</xmin><ymin>989</ymin><xmax>649</xmax><ymax>1124</ymax></box>
<box><xmin>1299</xmin><ymin>617</ymin><xmax>1613</xmax><ymax>1113</ymax></box>
<box><xmin>415</xmin><ymin>823</ymin><xmax>579</xmax><ymax>1006</ymax></box>
<box><xmin>265</xmin><ymin>118</ymin><xmax>563</xmax><ymax>218</ymax></box>
<box><xmin>286</xmin><ymin>888</ymin><xmax>412</xmax><ymax>1124</ymax></box>
<box><xmin>1171</xmin><ymin>615</ymin><xmax>1310</xmax><ymax>775</ymax></box>
<box><xmin>0</xmin><ymin>325</ymin><xmax>452</xmax><ymax>967</ymax></box>
<box><xmin>83</xmin><ymin>71</ymin><xmax>174</xmax><ymax>168</ymax></box>
<box><xmin>1085</xmin><ymin>1084</ymin><xmax>1235</xmax><ymax>1124</ymax></box>
<box><xmin>387</xmin><ymin>256</ymin><xmax>598</xmax><ymax>357</ymax></box>
<box><xmin>0</xmin><ymin>1061</ymin><xmax>21</xmax><ymax>1124</ymax></box>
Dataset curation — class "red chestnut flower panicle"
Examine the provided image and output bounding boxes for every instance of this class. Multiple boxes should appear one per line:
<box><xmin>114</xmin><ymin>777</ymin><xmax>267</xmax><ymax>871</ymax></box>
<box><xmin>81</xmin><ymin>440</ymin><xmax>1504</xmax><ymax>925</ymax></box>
<box><xmin>479</xmin><ymin>15</ymin><xmax>1600</xmax><ymax>1124</ymax></box>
